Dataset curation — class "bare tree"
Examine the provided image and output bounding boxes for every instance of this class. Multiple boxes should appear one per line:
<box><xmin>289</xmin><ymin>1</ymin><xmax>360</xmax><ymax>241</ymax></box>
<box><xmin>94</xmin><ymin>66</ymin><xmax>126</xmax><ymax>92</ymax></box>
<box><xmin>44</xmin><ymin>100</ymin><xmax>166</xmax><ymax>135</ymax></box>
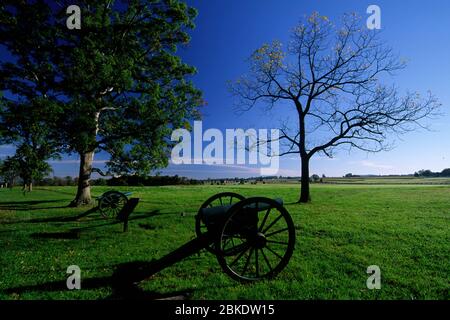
<box><xmin>230</xmin><ymin>12</ymin><xmax>441</xmax><ymax>203</ymax></box>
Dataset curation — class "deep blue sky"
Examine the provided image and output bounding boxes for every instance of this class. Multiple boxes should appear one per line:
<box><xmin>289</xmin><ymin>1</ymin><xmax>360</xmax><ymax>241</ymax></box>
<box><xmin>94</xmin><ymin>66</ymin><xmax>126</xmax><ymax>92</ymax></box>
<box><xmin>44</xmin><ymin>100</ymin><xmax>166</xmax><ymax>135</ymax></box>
<box><xmin>1</xmin><ymin>0</ymin><xmax>450</xmax><ymax>178</ymax></box>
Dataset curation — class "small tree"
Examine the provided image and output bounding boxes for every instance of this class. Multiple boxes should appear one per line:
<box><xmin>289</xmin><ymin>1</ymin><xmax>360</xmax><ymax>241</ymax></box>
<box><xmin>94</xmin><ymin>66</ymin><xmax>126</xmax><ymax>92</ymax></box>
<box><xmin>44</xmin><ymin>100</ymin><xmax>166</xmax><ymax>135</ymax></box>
<box><xmin>0</xmin><ymin>157</ymin><xmax>19</xmax><ymax>188</ymax></box>
<box><xmin>421</xmin><ymin>170</ymin><xmax>433</xmax><ymax>177</ymax></box>
<box><xmin>64</xmin><ymin>176</ymin><xmax>74</xmax><ymax>186</ymax></box>
<box><xmin>12</xmin><ymin>144</ymin><xmax>53</xmax><ymax>192</ymax></box>
<box><xmin>0</xmin><ymin>1</ymin><xmax>61</xmax><ymax>192</ymax></box>
<box><xmin>0</xmin><ymin>97</ymin><xmax>59</xmax><ymax>192</ymax></box>
<box><xmin>230</xmin><ymin>13</ymin><xmax>440</xmax><ymax>202</ymax></box>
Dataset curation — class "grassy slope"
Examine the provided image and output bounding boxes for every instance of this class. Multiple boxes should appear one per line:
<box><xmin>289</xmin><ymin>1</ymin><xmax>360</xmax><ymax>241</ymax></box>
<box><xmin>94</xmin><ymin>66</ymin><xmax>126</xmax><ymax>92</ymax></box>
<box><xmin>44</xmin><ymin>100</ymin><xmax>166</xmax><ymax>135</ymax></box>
<box><xmin>0</xmin><ymin>184</ymin><xmax>448</xmax><ymax>300</ymax></box>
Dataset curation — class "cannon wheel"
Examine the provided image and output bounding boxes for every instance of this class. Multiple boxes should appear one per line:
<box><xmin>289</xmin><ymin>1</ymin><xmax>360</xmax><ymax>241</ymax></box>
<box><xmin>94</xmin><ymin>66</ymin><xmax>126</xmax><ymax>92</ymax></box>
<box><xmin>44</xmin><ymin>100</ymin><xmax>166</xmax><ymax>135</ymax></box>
<box><xmin>98</xmin><ymin>191</ymin><xmax>128</xmax><ymax>219</ymax></box>
<box><xmin>196</xmin><ymin>192</ymin><xmax>245</xmax><ymax>253</ymax></box>
<box><xmin>216</xmin><ymin>197</ymin><xmax>295</xmax><ymax>282</ymax></box>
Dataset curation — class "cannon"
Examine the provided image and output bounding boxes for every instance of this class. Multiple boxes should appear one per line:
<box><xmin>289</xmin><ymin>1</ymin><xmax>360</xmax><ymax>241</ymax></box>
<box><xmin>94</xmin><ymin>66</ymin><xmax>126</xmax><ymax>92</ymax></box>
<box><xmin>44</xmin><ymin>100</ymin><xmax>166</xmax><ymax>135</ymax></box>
<box><xmin>97</xmin><ymin>190</ymin><xmax>133</xmax><ymax>219</ymax></box>
<box><xmin>93</xmin><ymin>190</ymin><xmax>139</xmax><ymax>232</ymax></box>
<box><xmin>143</xmin><ymin>192</ymin><xmax>296</xmax><ymax>282</ymax></box>
<box><xmin>91</xmin><ymin>168</ymin><xmax>134</xmax><ymax>219</ymax></box>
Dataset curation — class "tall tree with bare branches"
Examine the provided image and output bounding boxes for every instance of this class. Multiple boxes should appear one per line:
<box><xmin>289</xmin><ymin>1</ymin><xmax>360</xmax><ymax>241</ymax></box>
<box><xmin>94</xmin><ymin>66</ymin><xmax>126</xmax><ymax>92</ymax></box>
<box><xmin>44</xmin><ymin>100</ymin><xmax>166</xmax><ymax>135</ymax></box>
<box><xmin>230</xmin><ymin>12</ymin><xmax>440</xmax><ymax>203</ymax></box>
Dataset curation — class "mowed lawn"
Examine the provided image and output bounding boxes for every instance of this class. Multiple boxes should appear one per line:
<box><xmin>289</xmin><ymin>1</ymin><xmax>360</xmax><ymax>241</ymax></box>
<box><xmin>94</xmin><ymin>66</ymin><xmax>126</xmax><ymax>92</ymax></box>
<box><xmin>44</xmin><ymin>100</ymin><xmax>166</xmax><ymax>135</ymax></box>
<box><xmin>0</xmin><ymin>184</ymin><xmax>448</xmax><ymax>300</ymax></box>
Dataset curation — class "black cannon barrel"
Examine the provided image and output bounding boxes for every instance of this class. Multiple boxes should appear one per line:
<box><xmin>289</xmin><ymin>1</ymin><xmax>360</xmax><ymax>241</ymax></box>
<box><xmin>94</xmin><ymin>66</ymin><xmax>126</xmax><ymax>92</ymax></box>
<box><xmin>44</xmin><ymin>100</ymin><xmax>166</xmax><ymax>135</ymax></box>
<box><xmin>201</xmin><ymin>198</ymin><xmax>284</xmax><ymax>218</ymax></box>
<box><xmin>243</xmin><ymin>198</ymin><xmax>283</xmax><ymax>211</ymax></box>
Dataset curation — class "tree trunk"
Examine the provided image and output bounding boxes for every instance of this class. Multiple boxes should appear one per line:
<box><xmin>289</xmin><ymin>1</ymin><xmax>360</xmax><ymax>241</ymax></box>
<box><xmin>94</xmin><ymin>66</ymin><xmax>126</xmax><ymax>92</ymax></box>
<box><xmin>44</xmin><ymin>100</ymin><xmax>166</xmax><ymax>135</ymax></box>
<box><xmin>299</xmin><ymin>156</ymin><xmax>311</xmax><ymax>203</ymax></box>
<box><xmin>22</xmin><ymin>182</ymin><xmax>32</xmax><ymax>192</ymax></box>
<box><xmin>297</xmin><ymin>105</ymin><xmax>311</xmax><ymax>203</ymax></box>
<box><xmin>70</xmin><ymin>151</ymin><xmax>94</xmax><ymax>207</ymax></box>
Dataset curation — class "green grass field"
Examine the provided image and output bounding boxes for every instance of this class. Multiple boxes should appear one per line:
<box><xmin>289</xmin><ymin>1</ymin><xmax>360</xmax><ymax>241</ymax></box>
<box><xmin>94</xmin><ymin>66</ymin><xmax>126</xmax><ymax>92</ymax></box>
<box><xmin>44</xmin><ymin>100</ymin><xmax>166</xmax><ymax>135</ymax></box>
<box><xmin>0</xmin><ymin>184</ymin><xmax>449</xmax><ymax>300</ymax></box>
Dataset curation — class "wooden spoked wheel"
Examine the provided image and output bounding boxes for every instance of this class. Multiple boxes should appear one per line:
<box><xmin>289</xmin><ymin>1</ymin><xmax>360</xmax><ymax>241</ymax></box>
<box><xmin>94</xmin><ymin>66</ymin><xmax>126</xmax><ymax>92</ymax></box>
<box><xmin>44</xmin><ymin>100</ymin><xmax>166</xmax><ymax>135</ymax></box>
<box><xmin>195</xmin><ymin>192</ymin><xmax>245</xmax><ymax>253</ymax></box>
<box><xmin>216</xmin><ymin>197</ymin><xmax>295</xmax><ymax>282</ymax></box>
<box><xmin>98</xmin><ymin>191</ymin><xmax>128</xmax><ymax>219</ymax></box>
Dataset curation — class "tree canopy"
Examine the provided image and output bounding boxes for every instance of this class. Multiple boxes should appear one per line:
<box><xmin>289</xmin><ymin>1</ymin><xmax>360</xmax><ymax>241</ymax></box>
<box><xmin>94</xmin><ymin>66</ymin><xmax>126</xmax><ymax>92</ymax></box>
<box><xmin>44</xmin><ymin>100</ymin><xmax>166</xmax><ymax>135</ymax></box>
<box><xmin>0</xmin><ymin>0</ymin><xmax>203</xmax><ymax>204</ymax></box>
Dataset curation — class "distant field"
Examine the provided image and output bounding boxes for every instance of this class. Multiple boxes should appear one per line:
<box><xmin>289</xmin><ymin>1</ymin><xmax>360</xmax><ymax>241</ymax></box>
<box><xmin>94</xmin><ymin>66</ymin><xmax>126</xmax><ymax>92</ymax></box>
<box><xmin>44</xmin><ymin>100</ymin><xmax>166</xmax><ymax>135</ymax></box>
<box><xmin>0</xmin><ymin>184</ymin><xmax>449</xmax><ymax>300</ymax></box>
<box><xmin>271</xmin><ymin>176</ymin><xmax>450</xmax><ymax>185</ymax></box>
<box><xmin>322</xmin><ymin>176</ymin><xmax>450</xmax><ymax>185</ymax></box>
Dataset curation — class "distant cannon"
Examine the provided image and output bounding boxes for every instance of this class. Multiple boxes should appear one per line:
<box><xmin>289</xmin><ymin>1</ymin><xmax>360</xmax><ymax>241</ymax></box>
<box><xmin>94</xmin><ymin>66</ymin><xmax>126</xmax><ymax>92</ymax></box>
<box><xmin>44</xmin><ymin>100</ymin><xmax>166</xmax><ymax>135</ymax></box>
<box><xmin>90</xmin><ymin>169</ymin><xmax>134</xmax><ymax>219</ymax></box>
<box><xmin>95</xmin><ymin>190</ymin><xmax>138</xmax><ymax>232</ymax></box>
<box><xmin>96</xmin><ymin>190</ymin><xmax>132</xmax><ymax>219</ymax></box>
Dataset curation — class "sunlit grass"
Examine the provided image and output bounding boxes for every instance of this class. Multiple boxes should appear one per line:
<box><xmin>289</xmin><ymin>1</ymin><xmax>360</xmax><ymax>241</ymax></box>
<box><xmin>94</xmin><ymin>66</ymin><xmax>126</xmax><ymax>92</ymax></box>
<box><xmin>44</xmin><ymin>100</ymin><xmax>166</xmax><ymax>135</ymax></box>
<box><xmin>0</xmin><ymin>184</ymin><xmax>448</xmax><ymax>299</ymax></box>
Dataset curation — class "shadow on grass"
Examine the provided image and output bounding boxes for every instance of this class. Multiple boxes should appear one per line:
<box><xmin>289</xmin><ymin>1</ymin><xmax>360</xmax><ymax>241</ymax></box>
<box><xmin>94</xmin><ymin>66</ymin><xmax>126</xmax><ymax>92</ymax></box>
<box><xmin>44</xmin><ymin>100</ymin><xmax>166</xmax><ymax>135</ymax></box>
<box><xmin>1</xmin><ymin>209</ymin><xmax>160</xmax><ymax>237</ymax></box>
<box><xmin>30</xmin><ymin>231</ymin><xmax>81</xmax><ymax>239</ymax></box>
<box><xmin>0</xmin><ymin>206</ymin><xmax>99</xmax><ymax>225</ymax></box>
<box><xmin>0</xmin><ymin>199</ymin><xmax>63</xmax><ymax>206</ymax></box>
<box><xmin>1</xmin><ymin>206</ymin><xmax>72</xmax><ymax>212</ymax></box>
<box><xmin>33</xmin><ymin>187</ymin><xmax>79</xmax><ymax>196</ymax></box>
<box><xmin>284</xmin><ymin>201</ymin><xmax>304</xmax><ymax>205</ymax></box>
<box><xmin>1</xmin><ymin>260</ymin><xmax>226</xmax><ymax>300</ymax></box>
<box><xmin>0</xmin><ymin>199</ymin><xmax>71</xmax><ymax>212</ymax></box>
<box><xmin>68</xmin><ymin>210</ymin><xmax>160</xmax><ymax>233</ymax></box>
<box><xmin>138</xmin><ymin>223</ymin><xmax>160</xmax><ymax>230</ymax></box>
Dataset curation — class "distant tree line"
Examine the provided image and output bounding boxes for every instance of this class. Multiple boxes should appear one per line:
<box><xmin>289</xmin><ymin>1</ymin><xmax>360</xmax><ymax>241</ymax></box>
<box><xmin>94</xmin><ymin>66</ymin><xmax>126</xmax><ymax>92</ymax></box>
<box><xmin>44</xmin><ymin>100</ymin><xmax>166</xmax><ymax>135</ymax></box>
<box><xmin>0</xmin><ymin>174</ymin><xmax>203</xmax><ymax>188</ymax></box>
<box><xmin>107</xmin><ymin>175</ymin><xmax>201</xmax><ymax>186</ymax></box>
<box><xmin>3</xmin><ymin>169</ymin><xmax>448</xmax><ymax>189</ymax></box>
<box><xmin>414</xmin><ymin>169</ymin><xmax>450</xmax><ymax>177</ymax></box>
